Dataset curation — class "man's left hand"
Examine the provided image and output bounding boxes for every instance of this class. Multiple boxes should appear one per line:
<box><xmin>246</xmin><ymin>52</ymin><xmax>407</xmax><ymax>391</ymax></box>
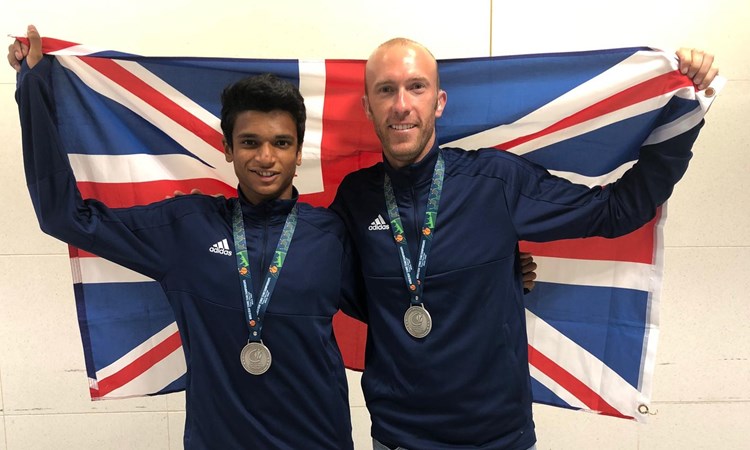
<box><xmin>675</xmin><ymin>48</ymin><xmax>719</xmax><ymax>91</ymax></box>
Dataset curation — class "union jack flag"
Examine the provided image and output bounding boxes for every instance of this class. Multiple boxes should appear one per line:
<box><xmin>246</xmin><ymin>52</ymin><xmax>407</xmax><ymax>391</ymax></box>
<box><xmin>23</xmin><ymin>36</ymin><xmax>721</xmax><ymax>421</ymax></box>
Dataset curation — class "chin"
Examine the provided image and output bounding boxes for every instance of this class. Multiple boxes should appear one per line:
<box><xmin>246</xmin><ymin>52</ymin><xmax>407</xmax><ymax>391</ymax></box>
<box><xmin>395</xmin><ymin>148</ymin><xmax>426</xmax><ymax>161</ymax></box>
<box><xmin>388</xmin><ymin>145</ymin><xmax>418</xmax><ymax>157</ymax></box>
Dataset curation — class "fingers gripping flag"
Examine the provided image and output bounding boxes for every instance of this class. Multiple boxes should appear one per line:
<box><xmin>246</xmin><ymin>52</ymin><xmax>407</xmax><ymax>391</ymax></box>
<box><xmin>24</xmin><ymin>36</ymin><xmax>721</xmax><ymax>421</ymax></box>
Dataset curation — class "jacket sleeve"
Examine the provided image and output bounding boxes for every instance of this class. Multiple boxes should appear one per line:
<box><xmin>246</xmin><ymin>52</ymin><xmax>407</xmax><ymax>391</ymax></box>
<box><xmin>504</xmin><ymin>118</ymin><xmax>702</xmax><ymax>242</ymax></box>
<box><xmin>17</xmin><ymin>56</ymin><xmax>179</xmax><ymax>282</ymax></box>
<box><xmin>338</xmin><ymin>229</ymin><xmax>368</xmax><ymax>323</ymax></box>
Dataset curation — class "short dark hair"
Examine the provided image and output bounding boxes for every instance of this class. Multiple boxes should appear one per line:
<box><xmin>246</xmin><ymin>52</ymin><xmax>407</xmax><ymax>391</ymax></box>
<box><xmin>220</xmin><ymin>73</ymin><xmax>306</xmax><ymax>148</ymax></box>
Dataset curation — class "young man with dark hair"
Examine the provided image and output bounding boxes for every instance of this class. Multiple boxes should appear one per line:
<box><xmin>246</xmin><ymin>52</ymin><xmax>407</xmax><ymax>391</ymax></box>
<box><xmin>14</xmin><ymin>26</ymin><xmax>360</xmax><ymax>449</ymax></box>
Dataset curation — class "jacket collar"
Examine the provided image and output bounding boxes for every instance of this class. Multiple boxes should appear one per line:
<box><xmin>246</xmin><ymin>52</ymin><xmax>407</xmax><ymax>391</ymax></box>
<box><xmin>238</xmin><ymin>187</ymin><xmax>299</xmax><ymax>223</ymax></box>
<box><xmin>382</xmin><ymin>141</ymin><xmax>441</xmax><ymax>189</ymax></box>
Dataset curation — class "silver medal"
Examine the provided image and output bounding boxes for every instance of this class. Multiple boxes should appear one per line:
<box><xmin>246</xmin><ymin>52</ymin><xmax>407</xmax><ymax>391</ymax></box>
<box><xmin>404</xmin><ymin>304</ymin><xmax>432</xmax><ymax>338</ymax></box>
<box><xmin>240</xmin><ymin>341</ymin><xmax>272</xmax><ymax>375</ymax></box>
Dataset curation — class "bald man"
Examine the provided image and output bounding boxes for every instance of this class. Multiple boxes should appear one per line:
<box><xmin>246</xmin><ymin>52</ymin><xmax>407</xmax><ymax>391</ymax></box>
<box><xmin>330</xmin><ymin>38</ymin><xmax>717</xmax><ymax>450</ymax></box>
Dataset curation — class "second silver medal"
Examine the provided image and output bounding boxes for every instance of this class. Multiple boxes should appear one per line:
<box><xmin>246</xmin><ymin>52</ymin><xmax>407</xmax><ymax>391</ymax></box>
<box><xmin>240</xmin><ymin>341</ymin><xmax>272</xmax><ymax>375</ymax></box>
<box><xmin>404</xmin><ymin>304</ymin><xmax>432</xmax><ymax>338</ymax></box>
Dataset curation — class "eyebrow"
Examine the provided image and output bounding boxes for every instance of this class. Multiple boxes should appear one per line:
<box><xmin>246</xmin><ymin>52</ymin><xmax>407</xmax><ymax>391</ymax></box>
<box><xmin>235</xmin><ymin>133</ymin><xmax>296</xmax><ymax>140</ymax></box>
<box><xmin>373</xmin><ymin>75</ymin><xmax>431</xmax><ymax>89</ymax></box>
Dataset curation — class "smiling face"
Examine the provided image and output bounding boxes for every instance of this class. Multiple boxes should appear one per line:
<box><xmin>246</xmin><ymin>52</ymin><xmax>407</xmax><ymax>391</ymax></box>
<box><xmin>224</xmin><ymin>109</ymin><xmax>302</xmax><ymax>205</ymax></box>
<box><xmin>363</xmin><ymin>39</ymin><xmax>447</xmax><ymax>168</ymax></box>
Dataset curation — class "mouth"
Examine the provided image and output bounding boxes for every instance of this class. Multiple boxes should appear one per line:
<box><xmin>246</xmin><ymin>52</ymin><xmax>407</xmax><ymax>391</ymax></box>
<box><xmin>389</xmin><ymin>124</ymin><xmax>417</xmax><ymax>131</ymax></box>
<box><xmin>249</xmin><ymin>168</ymin><xmax>278</xmax><ymax>178</ymax></box>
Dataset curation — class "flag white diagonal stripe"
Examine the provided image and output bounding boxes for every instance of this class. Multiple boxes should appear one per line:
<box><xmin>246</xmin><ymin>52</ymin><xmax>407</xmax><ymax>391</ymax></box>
<box><xmin>643</xmin><ymin>105</ymin><xmax>704</xmax><ymax>145</ymax></box>
<box><xmin>96</xmin><ymin>322</ymin><xmax>180</xmax><ymax>380</ymax></box>
<box><xmin>504</xmin><ymin>92</ymin><xmax>692</xmax><ymax>156</ymax></box>
<box><xmin>526</xmin><ymin>310</ymin><xmax>649</xmax><ymax>421</ymax></box>
<box><xmin>117</xmin><ymin>60</ymin><xmax>222</xmax><ymax>131</ymax></box>
<box><xmin>57</xmin><ymin>55</ymin><xmax>236</xmax><ymax>185</ymax></box>
<box><xmin>101</xmin><ymin>348</ymin><xmax>186</xmax><ymax>398</ymax></box>
<box><xmin>446</xmin><ymin>88</ymin><xmax>692</xmax><ymax>156</ymax></box>
<box><xmin>528</xmin><ymin>364</ymin><xmax>587</xmax><ymax>410</ymax></box>
<box><xmin>444</xmin><ymin>50</ymin><xmax>674</xmax><ymax>151</ymax></box>
<box><xmin>46</xmin><ymin>44</ymin><xmax>105</xmax><ymax>56</ymax></box>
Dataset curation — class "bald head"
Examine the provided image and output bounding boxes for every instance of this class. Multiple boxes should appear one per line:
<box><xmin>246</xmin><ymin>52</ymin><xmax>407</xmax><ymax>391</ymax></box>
<box><xmin>361</xmin><ymin>38</ymin><xmax>447</xmax><ymax>168</ymax></box>
<box><xmin>365</xmin><ymin>38</ymin><xmax>440</xmax><ymax>95</ymax></box>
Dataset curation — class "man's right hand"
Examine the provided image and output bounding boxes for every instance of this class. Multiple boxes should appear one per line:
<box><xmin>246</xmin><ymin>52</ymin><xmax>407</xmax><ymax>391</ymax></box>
<box><xmin>520</xmin><ymin>252</ymin><xmax>537</xmax><ymax>293</ymax></box>
<box><xmin>167</xmin><ymin>189</ymin><xmax>224</xmax><ymax>199</ymax></box>
<box><xmin>169</xmin><ymin>189</ymin><xmax>205</xmax><ymax>198</ymax></box>
<box><xmin>7</xmin><ymin>25</ymin><xmax>43</xmax><ymax>72</ymax></box>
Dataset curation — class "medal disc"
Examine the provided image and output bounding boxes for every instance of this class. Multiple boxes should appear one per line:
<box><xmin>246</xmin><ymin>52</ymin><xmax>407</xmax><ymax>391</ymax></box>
<box><xmin>240</xmin><ymin>341</ymin><xmax>272</xmax><ymax>375</ymax></box>
<box><xmin>404</xmin><ymin>305</ymin><xmax>432</xmax><ymax>338</ymax></box>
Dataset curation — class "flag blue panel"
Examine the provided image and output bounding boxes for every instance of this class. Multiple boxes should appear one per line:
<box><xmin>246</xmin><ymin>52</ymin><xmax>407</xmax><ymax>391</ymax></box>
<box><xmin>79</xmin><ymin>281</ymin><xmax>174</xmax><ymax>369</ymax></box>
<box><xmin>138</xmin><ymin>58</ymin><xmax>301</xmax><ymax>116</ymax></box>
<box><xmin>51</xmin><ymin>61</ymin><xmax>200</xmax><ymax>159</ymax></box>
<box><xmin>525</xmin><ymin>282</ymin><xmax>649</xmax><ymax>388</ymax></box>
<box><xmin>530</xmin><ymin>377</ymin><xmax>575</xmax><ymax>410</ymax></box>
<box><xmin>436</xmin><ymin>48</ymin><xmax>646</xmax><ymax>143</ymax></box>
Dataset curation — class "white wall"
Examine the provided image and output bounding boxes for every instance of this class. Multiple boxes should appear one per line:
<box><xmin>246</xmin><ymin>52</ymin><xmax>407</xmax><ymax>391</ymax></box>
<box><xmin>1</xmin><ymin>1</ymin><xmax>747</xmax><ymax>449</ymax></box>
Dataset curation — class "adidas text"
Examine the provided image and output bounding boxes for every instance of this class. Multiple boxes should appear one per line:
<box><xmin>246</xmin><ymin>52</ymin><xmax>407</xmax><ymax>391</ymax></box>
<box><xmin>368</xmin><ymin>214</ymin><xmax>390</xmax><ymax>231</ymax></box>
<box><xmin>209</xmin><ymin>238</ymin><xmax>233</xmax><ymax>256</ymax></box>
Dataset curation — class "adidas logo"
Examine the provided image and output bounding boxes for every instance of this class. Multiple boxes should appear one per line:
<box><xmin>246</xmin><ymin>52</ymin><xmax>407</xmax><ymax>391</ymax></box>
<box><xmin>368</xmin><ymin>214</ymin><xmax>390</xmax><ymax>231</ymax></box>
<box><xmin>209</xmin><ymin>238</ymin><xmax>233</xmax><ymax>256</ymax></box>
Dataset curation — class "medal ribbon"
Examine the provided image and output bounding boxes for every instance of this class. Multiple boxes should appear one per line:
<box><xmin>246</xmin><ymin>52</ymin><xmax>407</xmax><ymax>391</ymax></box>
<box><xmin>232</xmin><ymin>201</ymin><xmax>298</xmax><ymax>342</ymax></box>
<box><xmin>383</xmin><ymin>152</ymin><xmax>445</xmax><ymax>306</ymax></box>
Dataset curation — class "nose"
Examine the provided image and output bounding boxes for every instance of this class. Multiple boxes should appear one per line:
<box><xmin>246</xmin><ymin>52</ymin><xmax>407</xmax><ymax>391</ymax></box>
<box><xmin>255</xmin><ymin>142</ymin><xmax>275</xmax><ymax>165</ymax></box>
<box><xmin>393</xmin><ymin>88</ymin><xmax>411</xmax><ymax>115</ymax></box>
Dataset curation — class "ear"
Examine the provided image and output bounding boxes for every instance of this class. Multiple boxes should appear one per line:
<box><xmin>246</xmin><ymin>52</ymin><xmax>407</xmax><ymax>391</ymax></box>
<box><xmin>362</xmin><ymin>95</ymin><xmax>373</xmax><ymax>120</ymax></box>
<box><xmin>223</xmin><ymin>139</ymin><xmax>233</xmax><ymax>162</ymax></box>
<box><xmin>296</xmin><ymin>146</ymin><xmax>303</xmax><ymax>166</ymax></box>
<box><xmin>435</xmin><ymin>89</ymin><xmax>447</xmax><ymax>118</ymax></box>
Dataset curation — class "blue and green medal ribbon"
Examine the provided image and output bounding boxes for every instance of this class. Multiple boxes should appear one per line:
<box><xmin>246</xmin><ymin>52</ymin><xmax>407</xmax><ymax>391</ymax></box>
<box><xmin>383</xmin><ymin>152</ymin><xmax>445</xmax><ymax>307</ymax></box>
<box><xmin>232</xmin><ymin>201</ymin><xmax>298</xmax><ymax>343</ymax></box>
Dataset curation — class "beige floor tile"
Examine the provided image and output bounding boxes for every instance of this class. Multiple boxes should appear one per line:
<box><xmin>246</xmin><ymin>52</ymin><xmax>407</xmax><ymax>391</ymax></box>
<box><xmin>165</xmin><ymin>392</ymin><xmax>185</xmax><ymax>412</ymax></box>
<box><xmin>0</xmin><ymin>415</ymin><xmax>6</xmax><ymax>450</ymax></box>
<box><xmin>350</xmin><ymin>405</ymin><xmax>371</xmax><ymax>450</ymax></box>
<box><xmin>533</xmin><ymin>403</ymin><xmax>639</xmax><ymax>449</ymax></box>
<box><xmin>346</xmin><ymin>369</ymin><xmax>365</xmax><ymax>408</ymax></box>
<box><xmin>656</xmin><ymin>247</ymin><xmax>750</xmax><ymax>402</ymax></box>
<box><xmin>0</xmin><ymin>367</ymin><xmax>5</xmax><ymax>412</ymax></box>
<box><xmin>639</xmin><ymin>401</ymin><xmax>750</xmax><ymax>449</ymax></box>
<box><xmin>4</xmin><ymin>412</ymin><xmax>169</xmax><ymax>450</ymax></box>
<box><xmin>167</xmin><ymin>411</ymin><xmax>185</xmax><ymax>450</ymax></box>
